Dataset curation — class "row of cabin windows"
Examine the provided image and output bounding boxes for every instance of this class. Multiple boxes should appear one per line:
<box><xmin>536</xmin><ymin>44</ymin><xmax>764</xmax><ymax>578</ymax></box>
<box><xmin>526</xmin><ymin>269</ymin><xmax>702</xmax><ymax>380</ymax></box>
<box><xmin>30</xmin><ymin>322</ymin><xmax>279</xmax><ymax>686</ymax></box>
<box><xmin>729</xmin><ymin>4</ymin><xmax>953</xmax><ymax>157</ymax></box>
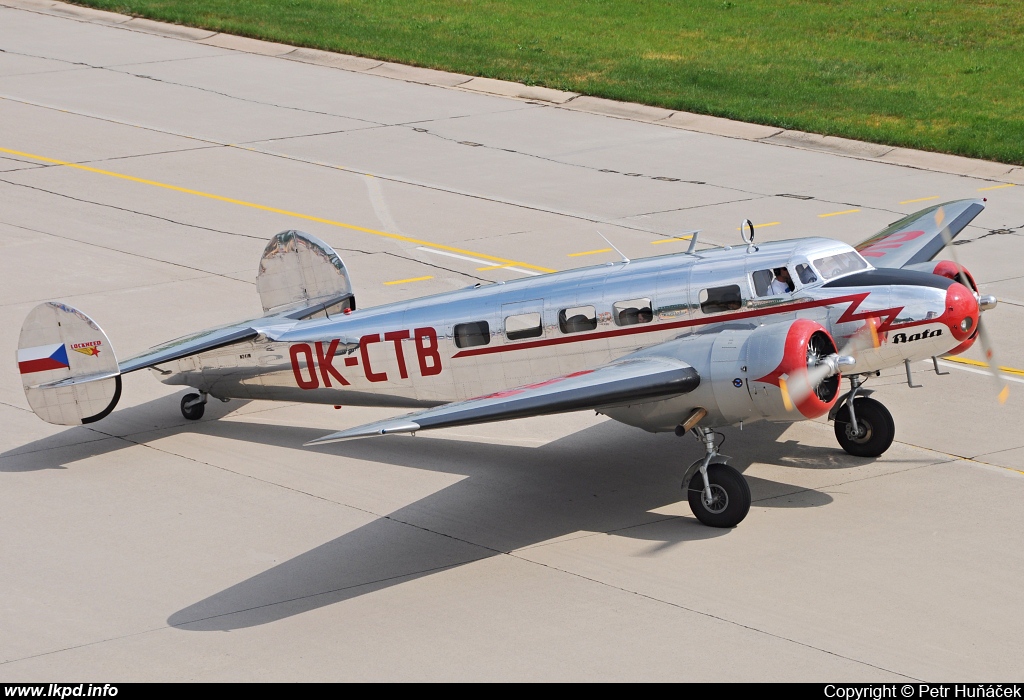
<box><xmin>454</xmin><ymin>254</ymin><xmax>867</xmax><ymax>347</ymax></box>
<box><xmin>452</xmin><ymin>297</ymin><xmax>654</xmax><ymax>348</ymax></box>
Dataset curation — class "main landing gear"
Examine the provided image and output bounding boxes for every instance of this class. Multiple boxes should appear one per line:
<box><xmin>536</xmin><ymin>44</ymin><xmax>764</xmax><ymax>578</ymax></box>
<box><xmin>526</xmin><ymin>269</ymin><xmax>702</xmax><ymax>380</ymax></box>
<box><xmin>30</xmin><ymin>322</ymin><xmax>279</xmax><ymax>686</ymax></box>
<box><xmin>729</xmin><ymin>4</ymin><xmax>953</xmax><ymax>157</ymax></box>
<box><xmin>181</xmin><ymin>391</ymin><xmax>207</xmax><ymax>420</ymax></box>
<box><xmin>832</xmin><ymin>375</ymin><xmax>895</xmax><ymax>458</ymax></box>
<box><xmin>681</xmin><ymin>426</ymin><xmax>751</xmax><ymax>528</ymax></box>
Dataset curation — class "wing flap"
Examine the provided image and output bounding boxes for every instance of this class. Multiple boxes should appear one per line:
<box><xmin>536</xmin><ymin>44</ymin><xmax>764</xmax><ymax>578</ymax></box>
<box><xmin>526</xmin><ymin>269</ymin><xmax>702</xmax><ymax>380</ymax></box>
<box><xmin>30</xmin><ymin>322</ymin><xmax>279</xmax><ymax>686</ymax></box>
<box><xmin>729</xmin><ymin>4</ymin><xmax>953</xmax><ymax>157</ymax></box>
<box><xmin>306</xmin><ymin>357</ymin><xmax>700</xmax><ymax>445</ymax></box>
<box><xmin>854</xmin><ymin>199</ymin><xmax>985</xmax><ymax>269</ymax></box>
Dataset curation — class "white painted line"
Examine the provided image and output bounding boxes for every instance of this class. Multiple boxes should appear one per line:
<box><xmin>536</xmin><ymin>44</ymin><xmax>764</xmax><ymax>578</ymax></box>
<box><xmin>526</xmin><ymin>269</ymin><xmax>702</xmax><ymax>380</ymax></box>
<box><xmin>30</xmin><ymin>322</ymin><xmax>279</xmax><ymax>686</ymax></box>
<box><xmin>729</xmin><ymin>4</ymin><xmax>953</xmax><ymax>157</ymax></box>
<box><xmin>417</xmin><ymin>247</ymin><xmax>540</xmax><ymax>276</ymax></box>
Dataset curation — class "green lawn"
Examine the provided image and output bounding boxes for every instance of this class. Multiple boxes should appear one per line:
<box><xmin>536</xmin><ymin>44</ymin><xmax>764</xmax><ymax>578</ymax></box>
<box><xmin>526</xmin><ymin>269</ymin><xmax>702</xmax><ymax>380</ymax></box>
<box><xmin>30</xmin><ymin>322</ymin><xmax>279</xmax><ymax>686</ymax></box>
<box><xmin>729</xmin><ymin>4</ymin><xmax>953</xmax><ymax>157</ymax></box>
<box><xmin>74</xmin><ymin>0</ymin><xmax>1024</xmax><ymax>165</ymax></box>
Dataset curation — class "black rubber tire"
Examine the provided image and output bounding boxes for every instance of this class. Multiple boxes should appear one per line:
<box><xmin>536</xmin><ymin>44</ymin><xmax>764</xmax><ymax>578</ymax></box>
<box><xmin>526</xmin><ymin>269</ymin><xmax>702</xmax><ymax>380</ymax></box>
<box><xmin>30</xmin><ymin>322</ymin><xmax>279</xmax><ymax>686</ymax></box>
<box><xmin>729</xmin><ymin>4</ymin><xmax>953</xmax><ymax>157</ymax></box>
<box><xmin>834</xmin><ymin>396</ymin><xmax>894</xmax><ymax>457</ymax></box>
<box><xmin>687</xmin><ymin>463</ymin><xmax>751</xmax><ymax>528</ymax></box>
<box><xmin>180</xmin><ymin>393</ymin><xmax>205</xmax><ymax>421</ymax></box>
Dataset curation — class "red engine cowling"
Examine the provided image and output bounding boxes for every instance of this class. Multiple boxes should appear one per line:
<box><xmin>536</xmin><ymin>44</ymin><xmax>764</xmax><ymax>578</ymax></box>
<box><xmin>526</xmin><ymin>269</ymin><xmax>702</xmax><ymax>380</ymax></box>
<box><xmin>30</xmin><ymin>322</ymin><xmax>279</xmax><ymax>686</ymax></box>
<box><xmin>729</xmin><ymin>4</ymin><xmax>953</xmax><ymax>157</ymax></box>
<box><xmin>904</xmin><ymin>260</ymin><xmax>980</xmax><ymax>355</ymax></box>
<box><xmin>744</xmin><ymin>319</ymin><xmax>842</xmax><ymax>420</ymax></box>
<box><xmin>703</xmin><ymin>318</ymin><xmax>843</xmax><ymax>424</ymax></box>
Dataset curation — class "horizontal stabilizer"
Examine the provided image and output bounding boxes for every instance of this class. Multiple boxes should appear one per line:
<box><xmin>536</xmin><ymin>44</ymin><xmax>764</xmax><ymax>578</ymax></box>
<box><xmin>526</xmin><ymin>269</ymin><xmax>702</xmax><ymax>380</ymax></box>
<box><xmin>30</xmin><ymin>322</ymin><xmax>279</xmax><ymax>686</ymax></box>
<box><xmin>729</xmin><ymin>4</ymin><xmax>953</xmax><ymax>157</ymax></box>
<box><xmin>18</xmin><ymin>302</ymin><xmax>121</xmax><ymax>425</ymax></box>
<box><xmin>306</xmin><ymin>357</ymin><xmax>700</xmax><ymax>445</ymax></box>
<box><xmin>855</xmin><ymin>199</ymin><xmax>985</xmax><ymax>269</ymax></box>
<box><xmin>118</xmin><ymin>325</ymin><xmax>258</xmax><ymax>374</ymax></box>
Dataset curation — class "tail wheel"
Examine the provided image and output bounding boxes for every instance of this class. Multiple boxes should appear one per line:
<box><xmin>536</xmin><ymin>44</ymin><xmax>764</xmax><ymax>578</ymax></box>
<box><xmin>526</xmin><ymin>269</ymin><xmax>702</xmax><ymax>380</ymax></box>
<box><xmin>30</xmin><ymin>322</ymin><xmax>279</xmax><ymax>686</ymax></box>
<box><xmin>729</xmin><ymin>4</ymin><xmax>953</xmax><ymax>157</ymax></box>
<box><xmin>687</xmin><ymin>463</ymin><xmax>751</xmax><ymax>528</ymax></box>
<box><xmin>834</xmin><ymin>397</ymin><xmax>894</xmax><ymax>457</ymax></box>
<box><xmin>181</xmin><ymin>393</ymin><xmax>205</xmax><ymax>421</ymax></box>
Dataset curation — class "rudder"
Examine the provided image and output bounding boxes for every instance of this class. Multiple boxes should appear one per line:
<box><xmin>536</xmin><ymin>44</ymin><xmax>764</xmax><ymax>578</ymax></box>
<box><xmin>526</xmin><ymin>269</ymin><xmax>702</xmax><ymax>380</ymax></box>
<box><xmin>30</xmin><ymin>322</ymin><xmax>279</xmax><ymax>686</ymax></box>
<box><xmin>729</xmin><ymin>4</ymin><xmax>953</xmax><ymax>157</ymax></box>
<box><xmin>17</xmin><ymin>302</ymin><xmax>121</xmax><ymax>425</ymax></box>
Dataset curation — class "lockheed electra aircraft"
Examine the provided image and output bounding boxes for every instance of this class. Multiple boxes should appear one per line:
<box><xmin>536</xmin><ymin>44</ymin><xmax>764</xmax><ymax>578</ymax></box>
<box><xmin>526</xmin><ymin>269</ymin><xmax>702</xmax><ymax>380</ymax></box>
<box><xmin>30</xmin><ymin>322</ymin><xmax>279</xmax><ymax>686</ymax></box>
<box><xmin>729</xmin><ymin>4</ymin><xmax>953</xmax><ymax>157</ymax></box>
<box><xmin>17</xmin><ymin>198</ymin><xmax>1005</xmax><ymax>528</ymax></box>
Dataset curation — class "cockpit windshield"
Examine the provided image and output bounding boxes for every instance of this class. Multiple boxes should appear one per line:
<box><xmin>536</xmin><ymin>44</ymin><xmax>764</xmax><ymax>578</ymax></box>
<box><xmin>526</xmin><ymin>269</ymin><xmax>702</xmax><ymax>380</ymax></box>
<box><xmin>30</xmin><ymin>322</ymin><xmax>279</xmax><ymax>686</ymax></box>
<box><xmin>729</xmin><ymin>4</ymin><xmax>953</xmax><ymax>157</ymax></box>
<box><xmin>811</xmin><ymin>251</ymin><xmax>869</xmax><ymax>280</ymax></box>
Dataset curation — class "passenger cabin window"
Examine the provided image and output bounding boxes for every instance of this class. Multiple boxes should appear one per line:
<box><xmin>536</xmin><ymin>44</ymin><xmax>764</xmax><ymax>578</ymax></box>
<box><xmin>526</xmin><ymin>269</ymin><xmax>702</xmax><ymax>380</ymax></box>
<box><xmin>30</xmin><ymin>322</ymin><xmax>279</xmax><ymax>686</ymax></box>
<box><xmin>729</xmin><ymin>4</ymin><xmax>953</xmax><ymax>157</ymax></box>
<box><xmin>454</xmin><ymin>321</ymin><xmax>490</xmax><ymax>348</ymax></box>
<box><xmin>811</xmin><ymin>251</ymin><xmax>869</xmax><ymax>280</ymax></box>
<box><xmin>752</xmin><ymin>269</ymin><xmax>794</xmax><ymax>297</ymax></box>
<box><xmin>505</xmin><ymin>312</ymin><xmax>543</xmax><ymax>341</ymax></box>
<box><xmin>699</xmin><ymin>285</ymin><xmax>743</xmax><ymax>314</ymax></box>
<box><xmin>559</xmin><ymin>305</ymin><xmax>597</xmax><ymax>334</ymax></box>
<box><xmin>795</xmin><ymin>263</ymin><xmax>818</xmax><ymax>285</ymax></box>
<box><xmin>614</xmin><ymin>298</ymin><xmax>653</xmax><ymax>326</ymax></box>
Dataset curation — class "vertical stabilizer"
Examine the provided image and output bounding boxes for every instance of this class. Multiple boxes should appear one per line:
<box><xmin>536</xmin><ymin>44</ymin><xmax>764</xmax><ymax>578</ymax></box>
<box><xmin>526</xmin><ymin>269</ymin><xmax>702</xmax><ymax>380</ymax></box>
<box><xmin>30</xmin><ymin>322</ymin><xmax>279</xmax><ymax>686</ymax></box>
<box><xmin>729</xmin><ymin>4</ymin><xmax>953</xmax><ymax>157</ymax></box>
<box><xmin>256</xmin><ymin>230</ymin><xmax>354</xmax><ymax>318</ymax></box>
<box><xmin>17</xmin><ymin>302</ymin><xmax>121</xmax><ymax>425</ymax></box>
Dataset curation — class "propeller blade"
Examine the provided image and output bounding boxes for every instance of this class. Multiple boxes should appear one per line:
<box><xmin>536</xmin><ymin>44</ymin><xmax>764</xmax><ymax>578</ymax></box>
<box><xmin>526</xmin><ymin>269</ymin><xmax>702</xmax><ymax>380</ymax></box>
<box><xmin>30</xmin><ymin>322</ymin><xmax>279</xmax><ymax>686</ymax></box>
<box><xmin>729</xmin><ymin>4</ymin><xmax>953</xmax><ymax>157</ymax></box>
<box><xmin>933</xmin><ymin>205</ymin><xmax>1008</xmax><ymax>403</ymax></box>
<box><xmin>976</xmin><ymin>315</ymin><xmax>1010</xmax><ymax>404</ymax></box>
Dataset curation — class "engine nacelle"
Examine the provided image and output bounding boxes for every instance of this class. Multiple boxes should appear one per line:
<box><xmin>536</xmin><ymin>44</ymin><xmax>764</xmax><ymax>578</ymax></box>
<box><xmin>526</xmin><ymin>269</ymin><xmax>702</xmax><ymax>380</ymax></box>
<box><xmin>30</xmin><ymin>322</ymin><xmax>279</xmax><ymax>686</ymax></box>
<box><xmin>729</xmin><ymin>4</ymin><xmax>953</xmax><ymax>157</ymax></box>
<box><xmin>904</xmin><ymin>259</ymin><xmax>977</xmax><ymax>291</ymax></box>
<box><xmin>602</xmin><ymin>319</ymin><xmax>842</xmax><ymax>431</ymax></box>
<box><xmin>903</xmin><ymin>260</ymin><xmax>980</xmax><ymax>355</ymax></box>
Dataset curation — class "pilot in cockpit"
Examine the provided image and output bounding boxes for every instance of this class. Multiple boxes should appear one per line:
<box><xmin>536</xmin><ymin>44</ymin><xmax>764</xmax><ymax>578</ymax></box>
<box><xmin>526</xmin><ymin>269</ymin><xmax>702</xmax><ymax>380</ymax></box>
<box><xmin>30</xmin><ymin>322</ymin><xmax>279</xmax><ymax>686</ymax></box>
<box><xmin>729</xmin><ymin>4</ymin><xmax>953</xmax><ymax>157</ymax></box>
<box><xmin>768</xmin><ymin>267</ymin><xmax>794</xmax><ymax>295</ymax></box>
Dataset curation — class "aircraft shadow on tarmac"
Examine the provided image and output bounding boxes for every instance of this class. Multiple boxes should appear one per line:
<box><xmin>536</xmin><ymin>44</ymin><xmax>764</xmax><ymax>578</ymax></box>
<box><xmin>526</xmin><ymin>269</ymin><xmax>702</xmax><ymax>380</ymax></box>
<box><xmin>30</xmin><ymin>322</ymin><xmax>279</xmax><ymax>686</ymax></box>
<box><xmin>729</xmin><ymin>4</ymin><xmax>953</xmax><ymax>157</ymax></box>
<box><xmin>2</xmin><ymin>393</ymin><xmax>875</xmax><ymax>631</ymax></box>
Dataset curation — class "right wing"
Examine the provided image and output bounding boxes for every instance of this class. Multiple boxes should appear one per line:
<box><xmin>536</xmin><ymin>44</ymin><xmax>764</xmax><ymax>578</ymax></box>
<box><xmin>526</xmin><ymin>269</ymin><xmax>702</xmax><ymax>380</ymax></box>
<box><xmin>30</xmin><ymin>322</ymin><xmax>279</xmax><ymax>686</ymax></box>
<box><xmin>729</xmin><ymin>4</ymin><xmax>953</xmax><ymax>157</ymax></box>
<box><xmin>306</xmin><ymin>356</ymin><xmax>700</xmax><ymax>445</ymax></box>
<box><xmin>854</xmin><ymin>198</ymin><xmax>985</xmax><ymax>269</ymax></box>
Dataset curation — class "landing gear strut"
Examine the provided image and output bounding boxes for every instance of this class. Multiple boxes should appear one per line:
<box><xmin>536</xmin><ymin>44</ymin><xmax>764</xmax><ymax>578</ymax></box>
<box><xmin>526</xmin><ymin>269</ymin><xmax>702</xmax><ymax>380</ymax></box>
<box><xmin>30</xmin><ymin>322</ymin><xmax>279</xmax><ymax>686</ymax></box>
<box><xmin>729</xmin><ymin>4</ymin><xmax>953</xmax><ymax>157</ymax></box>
<box><xmin>682</xmin><ymin>427</ymin><xmax>751</xmax><ymax>528</ymax></box>
<box><xmin>181</xmin><ymin>391</ymin><xmax>207</xmax><ymax>420</ymax></box>
<box><xmin>833</xmin><ymin>375</ymin><xmax>895</xmax><ymax>457</ymax></box>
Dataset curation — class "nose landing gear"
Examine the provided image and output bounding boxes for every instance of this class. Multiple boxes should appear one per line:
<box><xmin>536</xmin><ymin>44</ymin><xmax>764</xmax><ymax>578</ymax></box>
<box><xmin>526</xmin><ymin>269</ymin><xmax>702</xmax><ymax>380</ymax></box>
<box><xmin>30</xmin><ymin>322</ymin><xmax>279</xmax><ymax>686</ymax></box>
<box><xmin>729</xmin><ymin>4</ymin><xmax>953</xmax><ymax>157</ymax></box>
<box><xmin>681</xmin><ymin>426</ymin><xmax>751</xmax><ymax>528</ymax></box>
<box><xmin>832</xmin><ymin>376</ymin><xmax>895</xmax><ymax>457</ymax></box>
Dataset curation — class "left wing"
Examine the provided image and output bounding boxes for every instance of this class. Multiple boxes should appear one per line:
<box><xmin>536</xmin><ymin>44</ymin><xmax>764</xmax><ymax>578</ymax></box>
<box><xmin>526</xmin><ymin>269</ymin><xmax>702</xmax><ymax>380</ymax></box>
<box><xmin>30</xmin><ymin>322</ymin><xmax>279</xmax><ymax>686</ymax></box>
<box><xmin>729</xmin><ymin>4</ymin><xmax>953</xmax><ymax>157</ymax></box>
<box><xmin>306</xmin><ymin>357</ymin><xmax>700</xmax><ymax>445</ymax></box>
<box><xmin>854</xmin><ymin>198</ymin><xmax>985</xmax><ymax>269</ymax></box>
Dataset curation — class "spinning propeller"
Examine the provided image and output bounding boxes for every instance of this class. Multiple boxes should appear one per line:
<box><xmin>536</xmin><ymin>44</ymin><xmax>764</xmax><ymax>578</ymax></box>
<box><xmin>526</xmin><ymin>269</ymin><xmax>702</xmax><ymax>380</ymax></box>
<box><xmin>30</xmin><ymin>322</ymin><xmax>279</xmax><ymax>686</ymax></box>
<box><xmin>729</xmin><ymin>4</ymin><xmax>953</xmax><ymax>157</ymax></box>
<box><xmin>933</xmin><ymin>206</ymin><xmax>1009</xmax><ymax>404</ymax></box>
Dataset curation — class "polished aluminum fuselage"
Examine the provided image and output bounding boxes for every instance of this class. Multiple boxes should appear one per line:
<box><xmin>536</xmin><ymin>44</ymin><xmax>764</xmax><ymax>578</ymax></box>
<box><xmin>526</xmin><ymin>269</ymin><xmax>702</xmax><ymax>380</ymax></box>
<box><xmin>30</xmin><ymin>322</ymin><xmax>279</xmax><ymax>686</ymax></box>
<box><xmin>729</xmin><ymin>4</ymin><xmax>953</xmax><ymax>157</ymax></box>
<box><xmin>154</xmin><ymin>238</ymin><xmax>959</xmax><ymax>426</ymax></box>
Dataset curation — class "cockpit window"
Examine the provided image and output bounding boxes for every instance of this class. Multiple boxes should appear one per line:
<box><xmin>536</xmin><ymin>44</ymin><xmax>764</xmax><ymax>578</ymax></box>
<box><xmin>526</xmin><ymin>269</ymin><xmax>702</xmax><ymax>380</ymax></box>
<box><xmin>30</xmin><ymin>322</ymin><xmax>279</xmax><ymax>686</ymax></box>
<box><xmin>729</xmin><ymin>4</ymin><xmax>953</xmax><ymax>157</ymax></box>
<box><xmin>752</xmin><ymin>268</ymin><xmax>793</xmax><ymax>297</ymax></box>
<box><xmin>795</xmin><ymin>263</ymin><xmax>818</xmax><ymax>285</ymax></box>
<box><xmin>811</xmin><ymin>251</ymin><xmax>869</xmax><ymax>280</ymax></box>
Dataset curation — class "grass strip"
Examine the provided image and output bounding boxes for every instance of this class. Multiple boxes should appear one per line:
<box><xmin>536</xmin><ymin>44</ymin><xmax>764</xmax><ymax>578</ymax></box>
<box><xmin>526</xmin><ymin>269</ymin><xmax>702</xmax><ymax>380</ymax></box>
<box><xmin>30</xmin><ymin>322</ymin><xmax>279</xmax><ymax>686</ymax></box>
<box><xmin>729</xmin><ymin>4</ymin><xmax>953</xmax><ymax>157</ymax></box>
<box><xmin>71</xmin><ymin>0</ymin><xmax>1024</xmax><ymax>165</ymax></box>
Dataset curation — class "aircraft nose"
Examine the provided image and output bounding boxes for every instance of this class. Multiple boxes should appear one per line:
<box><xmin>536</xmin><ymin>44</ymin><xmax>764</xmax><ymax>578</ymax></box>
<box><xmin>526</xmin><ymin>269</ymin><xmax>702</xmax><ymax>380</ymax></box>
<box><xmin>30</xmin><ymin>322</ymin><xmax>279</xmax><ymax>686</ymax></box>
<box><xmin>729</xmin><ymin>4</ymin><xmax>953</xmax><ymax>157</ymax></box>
<box><xmin>944</xmin><ymin>281</ymin><xmax>979</xmax><ymax>343</ymax></box>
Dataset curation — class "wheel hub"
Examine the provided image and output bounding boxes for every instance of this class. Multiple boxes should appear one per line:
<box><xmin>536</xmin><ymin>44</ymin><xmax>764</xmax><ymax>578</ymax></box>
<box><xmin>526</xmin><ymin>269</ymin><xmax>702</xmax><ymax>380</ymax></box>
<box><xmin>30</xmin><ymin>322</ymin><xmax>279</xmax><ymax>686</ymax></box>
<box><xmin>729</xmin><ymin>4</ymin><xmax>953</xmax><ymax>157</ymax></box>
<box><xmin>702</xmin><ymin>484</ymin><xmax>729</xmax><ymax>514</ymax></box>
<box><xmin>845</xmin><ymin>419</ymin><xmax>871</xmax><ymax>442</ymax></box>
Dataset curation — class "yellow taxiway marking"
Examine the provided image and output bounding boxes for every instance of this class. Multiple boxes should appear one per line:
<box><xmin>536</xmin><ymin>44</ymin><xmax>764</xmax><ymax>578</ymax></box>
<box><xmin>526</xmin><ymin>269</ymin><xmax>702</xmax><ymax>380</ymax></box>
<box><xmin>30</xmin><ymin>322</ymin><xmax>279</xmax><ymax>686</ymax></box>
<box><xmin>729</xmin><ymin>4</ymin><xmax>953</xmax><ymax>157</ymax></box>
<box><xmin>477</xmin><ymin>264</ymin><xmax>512</xmax><ymax>271</ymax></box>
<box><xmin>568</xmin><ymin>248</ymin><xmax>613</xmax><ymax>257</ymax></box>
<box><xmin>650</xmin><ymin>235</ymin><xmax>693</xmax><ymax>245</ymax></box>
<box><xmin>978</xmin><ymin>183</ymin><xmax>1016</xmax><ymax>192</ymax></box>
<box><xmin>818</xmin><ymin>209</ymin><xmax>860</xmax><ymax>218</ymax></box>
<box><xmin>942</xmin><ymin>356</ymin><xmax>1024</xmax><ymax>378</ymax></box>
<box><xmin>900</xmin><ymin>196</ymin><xmax>939</xmax><ymax>204</ymax></box>
<box><xmin>0</xmin><ymin>146</ymin><xmax>557</xmax><ymax>274</ymax></box>
<box><xmin>384</xmin><ymin>275</ymin><xmax>434</xmax><ymax>286</ymax></box>
<box><xmin>736</xmin><ymin>221</ymin><xmax>780</xmax><ymax>230</ymax></box>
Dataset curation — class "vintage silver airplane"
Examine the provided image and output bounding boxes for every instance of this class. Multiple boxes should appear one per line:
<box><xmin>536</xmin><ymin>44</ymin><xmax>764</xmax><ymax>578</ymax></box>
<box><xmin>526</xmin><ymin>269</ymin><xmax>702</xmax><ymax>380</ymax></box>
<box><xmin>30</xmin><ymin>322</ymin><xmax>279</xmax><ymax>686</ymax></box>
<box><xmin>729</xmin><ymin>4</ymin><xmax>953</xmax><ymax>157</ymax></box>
<box><xmin>16</xmin><ymin>198</ymin><xmax>1005</xmax><ymax>528</ymax></box>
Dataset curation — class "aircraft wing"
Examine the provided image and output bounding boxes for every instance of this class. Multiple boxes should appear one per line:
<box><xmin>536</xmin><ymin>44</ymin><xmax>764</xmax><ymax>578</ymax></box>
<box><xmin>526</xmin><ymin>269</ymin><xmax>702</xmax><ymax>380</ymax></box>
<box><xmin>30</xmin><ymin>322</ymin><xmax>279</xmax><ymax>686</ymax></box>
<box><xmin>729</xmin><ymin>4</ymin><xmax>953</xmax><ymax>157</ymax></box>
<box><xmin>305</xmin><ymin>356</ymin><xmax>700</xmax><ymax>445</ymax></box>
<box><xmin>854</xmin><ymin>198</ymin><xmax>985</xmax><ymax>269</ymax></box>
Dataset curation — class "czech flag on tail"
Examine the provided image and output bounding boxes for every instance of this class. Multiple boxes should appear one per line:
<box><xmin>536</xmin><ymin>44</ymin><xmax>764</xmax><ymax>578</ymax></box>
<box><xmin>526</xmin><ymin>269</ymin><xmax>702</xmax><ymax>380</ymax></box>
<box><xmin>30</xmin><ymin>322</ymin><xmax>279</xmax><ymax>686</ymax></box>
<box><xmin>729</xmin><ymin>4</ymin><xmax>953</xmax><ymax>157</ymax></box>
<box><xmin>18</xmin><ymin>343</ymin><xmax>70</xmax><ymax>374</ymax></box>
